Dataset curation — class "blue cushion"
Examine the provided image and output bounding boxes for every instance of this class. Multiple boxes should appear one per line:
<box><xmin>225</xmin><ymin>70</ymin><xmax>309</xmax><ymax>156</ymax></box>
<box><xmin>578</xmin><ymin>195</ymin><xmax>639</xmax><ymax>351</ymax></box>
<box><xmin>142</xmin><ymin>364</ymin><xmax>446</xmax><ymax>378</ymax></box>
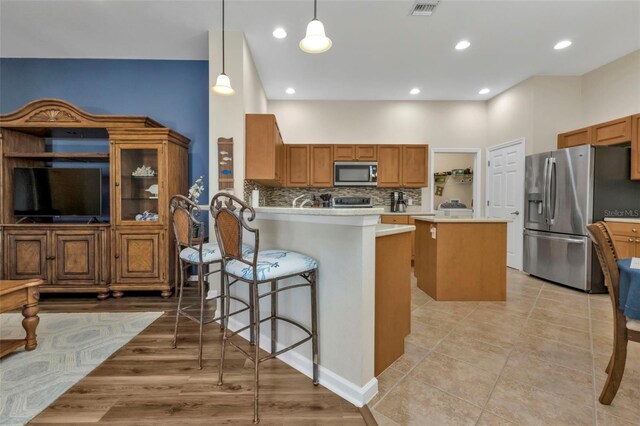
<box><xmin>225</xmin><ymin>250</ymin><xmax>318</xmax><ymax>281</ymax></box>
<box><xmin>180</xmin><ymin>242</ymin><xmax>253</xmax><ymax>264</ymax></box>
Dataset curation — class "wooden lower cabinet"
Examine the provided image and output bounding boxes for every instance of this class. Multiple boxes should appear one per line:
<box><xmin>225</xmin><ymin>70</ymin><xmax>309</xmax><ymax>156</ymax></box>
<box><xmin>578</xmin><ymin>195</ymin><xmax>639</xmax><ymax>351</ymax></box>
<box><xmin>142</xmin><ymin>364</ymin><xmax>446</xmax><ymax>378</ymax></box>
<box><xmin>2</xmin><ymin>225</ymin><xmax>109</xmax><ymax>298</ymax></box>
<box><xmin>375</xmin><ymin>230</ymin><xmax>411</xmax><ymax>376</ymax></box>
<box><xmin>607</xmin><ymin>221</ymin><xmax>640</xmax><ymax>258</ymax></box>
<box><xmin>111</xmin><ymin>228</ymin><xmax>170</xmax><ymax>297</ymax></box>
<box><xmin>5</xmin><ymin>231</ymin><xmax>48</xmax><ymax>281</ymax></box>
<box><xmin>380</xmin><ymin>215</ymin><xmax>416</xmax><ymax>261</ymax></box>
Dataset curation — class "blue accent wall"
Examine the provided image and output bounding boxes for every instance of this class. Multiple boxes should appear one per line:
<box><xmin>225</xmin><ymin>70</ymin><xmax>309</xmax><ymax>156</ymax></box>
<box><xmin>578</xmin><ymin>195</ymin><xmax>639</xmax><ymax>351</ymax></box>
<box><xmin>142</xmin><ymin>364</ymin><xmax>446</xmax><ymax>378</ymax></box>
<box><xmin>0</xmin><ymin>58</ymin><xmax>209</xmax><ymax>199</ymax></box>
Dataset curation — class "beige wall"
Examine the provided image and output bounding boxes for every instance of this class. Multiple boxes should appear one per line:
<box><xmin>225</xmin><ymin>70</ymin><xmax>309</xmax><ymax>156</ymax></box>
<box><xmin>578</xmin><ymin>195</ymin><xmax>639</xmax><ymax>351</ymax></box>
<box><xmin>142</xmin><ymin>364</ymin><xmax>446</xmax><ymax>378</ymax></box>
<box><xmin>243</xmin><ymin>37</ymin><xmax>268</xmax><ymax>115</ymax></box>
<box><xmin>268</xmin><ymin>100</ymin><xmax>488</xmax><ymax>148</ymax></box>
<box><xmin>488</xmin><ymin>50</ymin><xmax>639</xmax><ymax>155</ymax></box>
<box><xmin>487</xmin><ymin>78</ymin><xmax>535</xmax><ymax>154</ymax></box>
<box><xmin>209</xmin><ymin>31</ymin><xmax>268</xmax><ymax>199</ymax></box>
<box><xmin>582</xmin><ymin>50</ymin><xmax>640</xmax><ymax>124</ymax></box>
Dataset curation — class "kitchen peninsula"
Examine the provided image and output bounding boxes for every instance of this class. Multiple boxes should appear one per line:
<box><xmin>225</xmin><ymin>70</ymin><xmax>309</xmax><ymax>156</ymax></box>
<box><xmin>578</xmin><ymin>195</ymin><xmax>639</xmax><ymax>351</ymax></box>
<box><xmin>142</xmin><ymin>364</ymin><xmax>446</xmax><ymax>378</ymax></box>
<box><xmin>414</xmin><ymin>216</ymin><xmax>510</xmax><ymax>301</ymax></box>
<box><xmin>220</xmin><ymin>206</ymin><xmax>414</xmax><ymax>407</ymax></box>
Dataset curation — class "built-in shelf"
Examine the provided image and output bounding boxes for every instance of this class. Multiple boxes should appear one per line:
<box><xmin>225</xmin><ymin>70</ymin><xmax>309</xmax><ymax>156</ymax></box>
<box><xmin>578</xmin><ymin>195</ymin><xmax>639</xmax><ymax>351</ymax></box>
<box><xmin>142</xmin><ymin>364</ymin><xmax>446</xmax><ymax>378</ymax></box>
<box><xmin>3</xmin><ymin>152</ymin><xmax>110</xmax><ymax>162</ymax></box>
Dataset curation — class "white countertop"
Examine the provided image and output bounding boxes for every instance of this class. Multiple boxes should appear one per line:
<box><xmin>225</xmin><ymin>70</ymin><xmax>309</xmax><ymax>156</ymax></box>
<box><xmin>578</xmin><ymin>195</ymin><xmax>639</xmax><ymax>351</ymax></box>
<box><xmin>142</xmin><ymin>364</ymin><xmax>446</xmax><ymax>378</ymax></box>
<box><xmin>254</xmin><ymin>206</ymin><xmax>384</xmax><ymax>216</ymax></box>
<box><xmin>413</xmin><ymin>216</ymin><xmax>511</xmax><ymax>223</ymax></box>
<box><xmin>375</xmin><ymin>224</ymin><xmax>416</xmax><ymax>237</ymax></box>
<box><xmin>380</xmin><ymin>211</ymin><xmax>435</xmax><ymax>216</ymax></box>
<box><xmin>605</xmin><ymin>218</ymin><xmax>640</xmax><ymax>224</ymax></box>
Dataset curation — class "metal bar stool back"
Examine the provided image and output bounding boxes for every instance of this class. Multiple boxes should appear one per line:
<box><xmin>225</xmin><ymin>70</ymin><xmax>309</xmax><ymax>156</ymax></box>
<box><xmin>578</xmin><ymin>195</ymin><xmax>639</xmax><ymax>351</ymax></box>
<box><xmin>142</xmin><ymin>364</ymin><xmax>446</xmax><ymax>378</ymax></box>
<box><xmin>169</xmin><ymin>194</ymin><xmax>250</xmax><ymax>369</ymax></box>
<box><xmin>210</xmin><ymin>192</ymin><xmax>319</xmax><ymax>424</ymax></box>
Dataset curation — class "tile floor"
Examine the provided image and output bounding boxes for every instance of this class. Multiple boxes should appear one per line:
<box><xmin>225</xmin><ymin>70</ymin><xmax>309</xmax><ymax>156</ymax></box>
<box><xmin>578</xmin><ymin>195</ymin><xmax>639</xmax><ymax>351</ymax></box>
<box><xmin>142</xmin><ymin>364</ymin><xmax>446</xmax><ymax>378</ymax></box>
<box><xmin>370</xmin><ymin>269</ymin><xmax>640</xmax><ymax>426</ymax></box>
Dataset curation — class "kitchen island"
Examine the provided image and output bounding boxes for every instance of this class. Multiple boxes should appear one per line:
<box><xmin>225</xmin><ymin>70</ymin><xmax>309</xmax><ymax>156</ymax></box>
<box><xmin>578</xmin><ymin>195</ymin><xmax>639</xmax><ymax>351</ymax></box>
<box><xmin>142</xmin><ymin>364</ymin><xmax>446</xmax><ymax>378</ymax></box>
<box><xmin>217</xmin><ymin>206</ymin><xmax>414</xmax><ymax>407</ymax></box>
<box><xmin>413</xmin><ymin>216</ymin><xmax>510</xmax><ymax>301</ymax></box>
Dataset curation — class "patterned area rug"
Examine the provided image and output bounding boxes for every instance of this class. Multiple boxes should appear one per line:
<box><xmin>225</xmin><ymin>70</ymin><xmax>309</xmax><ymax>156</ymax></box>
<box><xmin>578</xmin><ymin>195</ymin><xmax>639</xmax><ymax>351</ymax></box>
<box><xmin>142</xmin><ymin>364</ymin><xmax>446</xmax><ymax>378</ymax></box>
<box><xmin>0</xmin><ymin>312</ymin><xmax>163</xmax><ymax>426</ymax></box>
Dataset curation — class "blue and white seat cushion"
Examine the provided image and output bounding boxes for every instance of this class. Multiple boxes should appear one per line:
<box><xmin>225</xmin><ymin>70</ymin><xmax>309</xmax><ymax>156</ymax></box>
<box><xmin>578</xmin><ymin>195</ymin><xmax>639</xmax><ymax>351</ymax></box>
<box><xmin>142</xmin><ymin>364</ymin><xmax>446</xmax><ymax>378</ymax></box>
<box><xmin>225</xmin><ymin>250</ymin><xmax>318</xmax><ymax>281</ymax></box>
<box><xmin>180</xmin><ymin>242</ymin><xmax>254</xmax><ymax>263</ymax></box>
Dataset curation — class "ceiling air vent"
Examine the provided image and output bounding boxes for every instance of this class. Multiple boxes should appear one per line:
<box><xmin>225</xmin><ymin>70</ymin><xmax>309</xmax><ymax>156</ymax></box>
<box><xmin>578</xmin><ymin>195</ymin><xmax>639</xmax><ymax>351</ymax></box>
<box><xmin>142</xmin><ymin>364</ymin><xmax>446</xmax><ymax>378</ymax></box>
<box><xmin>410</xmin><ymin>1</ymin><xmax>440</xmax><ymax>16</ymax></box>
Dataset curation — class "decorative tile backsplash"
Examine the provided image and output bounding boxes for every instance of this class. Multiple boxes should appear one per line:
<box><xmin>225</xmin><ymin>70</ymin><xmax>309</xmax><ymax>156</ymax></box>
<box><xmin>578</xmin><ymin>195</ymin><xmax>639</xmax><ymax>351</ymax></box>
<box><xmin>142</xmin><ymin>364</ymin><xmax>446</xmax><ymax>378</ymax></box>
<box><xmin>244</xmin><ymin>180</ymin><xmax>421</xmax><ymax>208</ymax></box>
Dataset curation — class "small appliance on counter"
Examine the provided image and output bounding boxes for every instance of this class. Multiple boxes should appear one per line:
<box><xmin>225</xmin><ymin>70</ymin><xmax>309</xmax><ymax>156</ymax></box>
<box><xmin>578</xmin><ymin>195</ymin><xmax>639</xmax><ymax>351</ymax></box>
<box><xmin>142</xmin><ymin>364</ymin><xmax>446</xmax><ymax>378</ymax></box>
<box><xmin>319</xmin><ymin>193</ymin><xmax>332</xmax><ymax>208</ymax></box>
<box><xmin>390</xmin><ymin>191</ymin><xmax>407</xmax><ymax>212</ymax></box>
<box><xmin>332</xmin><ymin>196</ymin><xmax>373</xmax><ymax>208</ymax></box>
<box><xmin>437</xmin><ymin>200</ymin><xmax>473</xmax><ymax>216</ymax></box>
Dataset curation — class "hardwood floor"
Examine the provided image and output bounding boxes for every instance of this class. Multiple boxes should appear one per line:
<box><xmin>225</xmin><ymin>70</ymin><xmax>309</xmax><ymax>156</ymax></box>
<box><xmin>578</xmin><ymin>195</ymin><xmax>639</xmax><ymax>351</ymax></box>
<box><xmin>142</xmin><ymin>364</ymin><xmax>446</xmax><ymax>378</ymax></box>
<box><xmin>27</xmin><ymin>290</ymin><xmax>366</xmax><ymax>425</ymax></box>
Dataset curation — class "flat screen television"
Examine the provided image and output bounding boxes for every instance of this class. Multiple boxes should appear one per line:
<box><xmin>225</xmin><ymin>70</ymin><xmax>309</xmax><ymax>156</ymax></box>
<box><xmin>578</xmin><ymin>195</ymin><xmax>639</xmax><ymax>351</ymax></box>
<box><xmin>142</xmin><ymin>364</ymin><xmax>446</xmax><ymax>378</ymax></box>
<box><xmin>14</xmin><ymin>168</ymin><xmax>102</xmax><ymax>217</ymax></box>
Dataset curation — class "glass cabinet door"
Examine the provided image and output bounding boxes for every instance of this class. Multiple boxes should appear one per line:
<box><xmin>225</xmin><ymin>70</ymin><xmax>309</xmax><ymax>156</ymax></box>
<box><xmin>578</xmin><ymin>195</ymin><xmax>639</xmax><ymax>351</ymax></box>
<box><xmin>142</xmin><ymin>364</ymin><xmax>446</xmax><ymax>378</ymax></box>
<box><xmin>117</xmin><ymin>146</ymin><xmax>162</xmax><ymax>224</ymax></box>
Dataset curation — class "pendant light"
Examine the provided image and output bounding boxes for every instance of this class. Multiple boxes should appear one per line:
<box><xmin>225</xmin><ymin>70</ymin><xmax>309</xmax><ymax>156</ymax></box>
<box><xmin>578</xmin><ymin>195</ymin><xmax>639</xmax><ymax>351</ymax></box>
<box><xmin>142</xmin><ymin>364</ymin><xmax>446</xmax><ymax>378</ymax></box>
<box><xmin>300</xmin><ymin>0</ymin><xmax>332</xmax><ymax>54</ymax></box>
<box><xmin>212</xmin><ymin>0</ymin><xmax>235</xmax><ymax>95</ymax></box>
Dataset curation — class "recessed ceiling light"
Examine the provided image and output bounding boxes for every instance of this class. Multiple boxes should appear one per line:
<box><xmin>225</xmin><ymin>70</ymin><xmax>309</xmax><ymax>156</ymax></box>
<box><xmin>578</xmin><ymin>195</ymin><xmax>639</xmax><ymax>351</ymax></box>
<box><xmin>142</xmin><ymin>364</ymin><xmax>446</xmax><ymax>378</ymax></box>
<box><xmin>455</xmin><ymin>40</ymin><xmax>471</xmax><ymax>50</ymax></box>
<box><xmin>478</xmin><ymin>88</ymin><xmax>490</xmax><ymax>95</ymax></box>
<box><xmin>286</xmin><ymin>87</ymin><xmax>296</xmax><ymax>95</ymax></box>
<box><xmin>554</xmin><ymin>40</ymin><xmax>572</xmax><ymax>50</ymax></box>
<box><xmin>273</xmin><ymin>28</ymin><xmax>287</xmax><ymax>39</ymax></box>
<box><xmin>410</xmin><ymin>88</ymin><xmax>420</xmax><ymax>95</ymax></box>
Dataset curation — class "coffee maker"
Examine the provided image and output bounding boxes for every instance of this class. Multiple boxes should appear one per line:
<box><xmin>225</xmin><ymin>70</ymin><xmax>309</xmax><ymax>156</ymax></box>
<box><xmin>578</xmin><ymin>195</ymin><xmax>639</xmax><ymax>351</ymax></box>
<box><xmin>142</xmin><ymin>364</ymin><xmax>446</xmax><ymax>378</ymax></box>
<box><xmin>390</xmin><ymin>191</ymin><xmax>407</xmax><ymax>212</ymax></box>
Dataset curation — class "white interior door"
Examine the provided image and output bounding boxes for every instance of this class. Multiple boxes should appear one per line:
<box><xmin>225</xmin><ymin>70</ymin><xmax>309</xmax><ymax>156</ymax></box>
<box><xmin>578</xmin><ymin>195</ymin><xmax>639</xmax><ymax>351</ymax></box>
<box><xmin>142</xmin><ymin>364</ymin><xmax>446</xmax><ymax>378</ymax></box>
<box><xmin>486</xmin><ymin>139</ymin><xmax>525</xmax><ymax>270</ymax></box>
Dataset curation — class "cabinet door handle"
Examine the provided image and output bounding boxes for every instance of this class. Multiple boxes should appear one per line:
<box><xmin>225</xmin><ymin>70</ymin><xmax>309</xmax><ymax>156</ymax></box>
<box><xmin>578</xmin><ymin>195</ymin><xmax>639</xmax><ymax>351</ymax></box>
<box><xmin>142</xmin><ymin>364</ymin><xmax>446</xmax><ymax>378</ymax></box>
<box><xmin>633</xmin><ymin>228</ymin><xmax>637</xmax><ymax>232</ymax></box>
<box><xmin>115</xmin><ymin>182</ymin><xmax>120</xmax><ymax>187</ymax></box>
<box><xmin>629</xmin><ymin>238</ymin><xmax>634</xmax><ymax>242</ymax></box>
<box><xmin>115</xmin><ymin>254</ymin><xmax>120</xmax><ymax>259</ymax></box>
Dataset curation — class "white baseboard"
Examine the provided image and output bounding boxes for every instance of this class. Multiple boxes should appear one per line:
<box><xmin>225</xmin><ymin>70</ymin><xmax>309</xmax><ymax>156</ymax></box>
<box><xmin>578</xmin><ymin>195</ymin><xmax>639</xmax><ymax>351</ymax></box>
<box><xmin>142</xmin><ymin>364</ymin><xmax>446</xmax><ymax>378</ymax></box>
<box><xmin>186</xmin><ymin>275</ymin><xmax>219</xmax><ymax>300</ymax></box>
<box><xmin>222</xmin><ymin>315</ymin><xmax>378</xmax><ymax>407</ymax></box>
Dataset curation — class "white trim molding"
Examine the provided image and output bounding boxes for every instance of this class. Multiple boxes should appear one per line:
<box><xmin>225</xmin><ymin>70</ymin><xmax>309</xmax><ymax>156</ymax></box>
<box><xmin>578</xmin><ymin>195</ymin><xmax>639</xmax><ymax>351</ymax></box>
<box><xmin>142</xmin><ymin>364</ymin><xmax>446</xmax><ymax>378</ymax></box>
<box><xmin>221</xmin><ymin>315</ymin><xmax>379</xmax><ymax>407</ymax></box>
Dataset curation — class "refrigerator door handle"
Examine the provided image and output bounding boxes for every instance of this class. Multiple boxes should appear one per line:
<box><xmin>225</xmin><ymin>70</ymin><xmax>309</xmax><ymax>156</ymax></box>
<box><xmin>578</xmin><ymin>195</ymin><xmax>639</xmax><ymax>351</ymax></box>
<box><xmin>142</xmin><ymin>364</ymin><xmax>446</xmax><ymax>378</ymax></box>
<box><xmin>542</xmin><ymin>157</ymin><xmax>550</xmax><ymax>224</ymax></box>
<box><xmin>549</xmin><ymin>158</ymin><xmax>557</xmax><ymax>225</ymax></box>
<box><xmin>523</xmin><ymin>230</ymin><xmax>585</xmax><ymax>244</ymax></box>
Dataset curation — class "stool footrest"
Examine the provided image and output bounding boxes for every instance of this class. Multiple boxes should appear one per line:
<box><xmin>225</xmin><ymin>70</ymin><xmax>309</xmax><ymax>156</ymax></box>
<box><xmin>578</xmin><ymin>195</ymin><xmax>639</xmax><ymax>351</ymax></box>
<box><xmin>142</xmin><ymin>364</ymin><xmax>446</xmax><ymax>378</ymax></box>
<box><xmin>260</xmin><ymin>335</ymin><xmax>312</xmax><ymax>363</ymax></box>
<box><xmin>258</xmin><ymin>282</ymin><xmax>311</xmax><ymax>299</ymax></box>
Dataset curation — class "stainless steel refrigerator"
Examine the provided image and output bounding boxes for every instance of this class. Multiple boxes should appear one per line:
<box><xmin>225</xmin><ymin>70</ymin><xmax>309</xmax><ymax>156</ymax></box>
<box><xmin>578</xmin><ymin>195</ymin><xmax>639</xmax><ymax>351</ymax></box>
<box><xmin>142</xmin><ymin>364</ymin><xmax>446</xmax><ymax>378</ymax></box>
<box><xmin>523</xmin><ymin>145</ymin><xmax>640</xmax><ymax>292</ymax></box>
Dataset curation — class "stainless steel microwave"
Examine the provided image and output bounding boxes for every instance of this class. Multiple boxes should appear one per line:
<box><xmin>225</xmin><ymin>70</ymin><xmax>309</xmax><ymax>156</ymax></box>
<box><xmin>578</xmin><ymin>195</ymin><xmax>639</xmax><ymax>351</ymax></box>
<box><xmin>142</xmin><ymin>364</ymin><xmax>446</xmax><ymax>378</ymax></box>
<box><xmin>333</xmin><ymin>162</ymin><xmax>378</xmax><ymax>187</ymax></box>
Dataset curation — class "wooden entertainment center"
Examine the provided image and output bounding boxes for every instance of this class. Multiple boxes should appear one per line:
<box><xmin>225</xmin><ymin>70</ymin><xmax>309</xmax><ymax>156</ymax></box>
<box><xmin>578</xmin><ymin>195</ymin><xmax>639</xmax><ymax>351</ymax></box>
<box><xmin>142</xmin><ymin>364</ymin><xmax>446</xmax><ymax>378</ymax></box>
<box><xmin>0</xmin><ymin>99</ymin><xmax>190</xmax><ymax>299</ymax></box>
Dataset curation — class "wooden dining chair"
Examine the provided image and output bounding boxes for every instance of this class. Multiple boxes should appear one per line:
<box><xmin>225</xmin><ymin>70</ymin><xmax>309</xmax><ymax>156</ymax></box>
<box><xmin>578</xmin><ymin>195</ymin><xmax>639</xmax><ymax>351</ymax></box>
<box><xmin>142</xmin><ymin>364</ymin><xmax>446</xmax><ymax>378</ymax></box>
<box><xmin>587</xmin><ymin>222</ymin><xmax>640</xmax><ymax>404</ymax></box>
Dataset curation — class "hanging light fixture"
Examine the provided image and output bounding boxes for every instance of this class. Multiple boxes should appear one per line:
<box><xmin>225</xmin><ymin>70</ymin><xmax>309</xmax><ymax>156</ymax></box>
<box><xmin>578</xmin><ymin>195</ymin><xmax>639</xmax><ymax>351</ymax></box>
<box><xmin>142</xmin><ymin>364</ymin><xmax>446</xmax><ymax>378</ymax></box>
<box><xmin>212</xmin><ymin>0</ymin><xmax>235</xmax><ymax>95</ymax></box>
<box><xmin>300</xmin><ymin>0</ymin><xmax>332</xmax><ymax>54</ymax></box>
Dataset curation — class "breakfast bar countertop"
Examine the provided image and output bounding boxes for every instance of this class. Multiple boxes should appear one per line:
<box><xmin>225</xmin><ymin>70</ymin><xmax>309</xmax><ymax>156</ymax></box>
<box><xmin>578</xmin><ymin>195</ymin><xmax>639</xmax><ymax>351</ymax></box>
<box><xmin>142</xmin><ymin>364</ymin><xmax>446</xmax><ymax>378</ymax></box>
<box><xmin>253</xmin><ymin>206</ymin><xmax>384</xmax><ymax>216</ymax></box>
<box><xmin>412</xmin><ymin>216</ymin><xmax>511</xmax><ymax>223</ymax></box>
<box><xmin>375</xmin><ymin>224</ymin><xmax>416</xmax><ymax>237</ymax></box>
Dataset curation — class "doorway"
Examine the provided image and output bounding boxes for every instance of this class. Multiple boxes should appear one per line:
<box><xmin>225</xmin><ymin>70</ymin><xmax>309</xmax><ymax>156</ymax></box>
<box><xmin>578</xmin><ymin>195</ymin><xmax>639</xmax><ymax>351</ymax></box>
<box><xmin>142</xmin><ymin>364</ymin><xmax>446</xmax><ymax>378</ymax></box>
<box><xmin>486</xmin><ymin>138</ymin><xmax>526</xmax><ymax>270</ymax></box>
<box><xmin>429</xmin><ymin>148</ymin><xmax>482</xmax><ymax>218</ymax></box>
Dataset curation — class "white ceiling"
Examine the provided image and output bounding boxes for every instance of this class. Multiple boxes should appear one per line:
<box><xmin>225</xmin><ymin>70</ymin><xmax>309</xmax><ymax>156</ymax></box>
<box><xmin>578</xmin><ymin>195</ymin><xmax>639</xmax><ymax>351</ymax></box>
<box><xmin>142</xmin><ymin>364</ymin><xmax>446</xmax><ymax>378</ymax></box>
<box><xmin>1</xmin><ymin>0</ymin><xmax>639</xmax><ymax>100</ymax></box>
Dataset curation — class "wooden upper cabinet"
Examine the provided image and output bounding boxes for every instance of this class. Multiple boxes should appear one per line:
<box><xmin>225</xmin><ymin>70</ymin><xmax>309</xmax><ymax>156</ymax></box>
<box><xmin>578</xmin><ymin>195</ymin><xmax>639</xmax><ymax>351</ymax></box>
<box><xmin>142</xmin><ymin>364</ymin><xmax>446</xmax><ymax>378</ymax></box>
<box><xmin>310</xmin><ymin>145</ymin><xmax>334</xmax><ymax>187</ymax></box>
<box><xmin>377</xmin><ymin>145</ymin><xmax>403</xmax><ymax>187</ymax></box>
<box><xmin>356</xmin><ymin>145</ymin><xmax>377</xmax><ymax>161</ymax></box>
<box><xmin>333</xmin><ymin>144</ymin><xmax>377</xmax><ymax>161</ymax></box>
<box><xmin>631</xmin><ymin>114</ymin><xmax>640</xmax><ymax>180</ymax></box>
<box><xmin>402</xmin><ymin>145</ymin><xmax>429</xmax><ymax>188</ymax></box>
<box><xmin>245</xmin><ymin>114</ymin><xmax>285</xmax><ymax>186</ymax></box>
<box><xmin>592</xmin><ymin>116</ymin><xmax>632</xmax><ymax>146</ymax></box>
<box><xmin>334</xmin><ymin>145</ymin><xmax>355</xmax><ymax>161</ymax></box>
<box><xmin>285</xmin><ymin>145</ymin><xmax>310</xmax><ymax>187</ymax></box>
<box><xmin>558</xmin><ymin>127</ymin><xmax>591</xmax><ymax>149</ymax></box>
